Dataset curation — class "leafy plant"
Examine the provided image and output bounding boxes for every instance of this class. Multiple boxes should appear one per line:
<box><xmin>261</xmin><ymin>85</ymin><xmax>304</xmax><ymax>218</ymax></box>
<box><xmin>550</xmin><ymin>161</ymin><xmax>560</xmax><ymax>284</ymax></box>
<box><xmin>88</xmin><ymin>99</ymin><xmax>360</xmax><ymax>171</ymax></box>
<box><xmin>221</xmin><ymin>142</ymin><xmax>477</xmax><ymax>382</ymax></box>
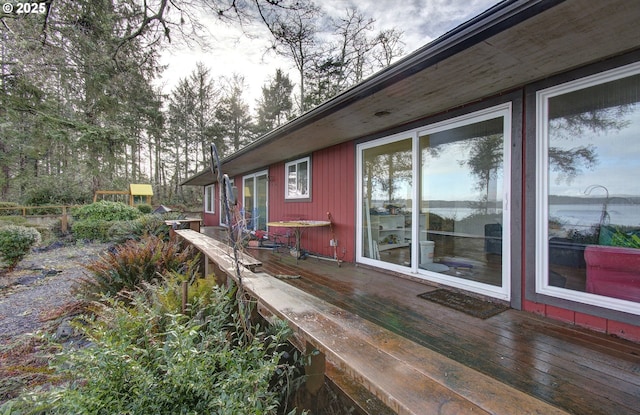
<box><xmin>610</xmin><ymin>227</ymin><xmax>640</xmax><ymax>249</ymax></box>
<box><xmin>70</xmin><ymin>219</ymin><xmax>113</xmax><ymax>241</ymax></box>
<box><xmin>75</xmin><ymin>235</ymin><xmax>198</xmax><ymax>300</ymax></box>
<box><xmin>72</xmin><ymin>201</ymin><xmax>141</xmax><ymax>222</ymax></box>
<box><xmin>136</xmin><ymin>203</ymin><xmax>153</xmax><ymax>214</ymax></box>
<box><xmin>2</xmin><ymin>285</ymin><xmax>301</xmax><ymax>415</ymax></box>
<box><xmin>0</xmin><ymin>225</ymin><xmax>41</xmax><ymax>271</ymax></box>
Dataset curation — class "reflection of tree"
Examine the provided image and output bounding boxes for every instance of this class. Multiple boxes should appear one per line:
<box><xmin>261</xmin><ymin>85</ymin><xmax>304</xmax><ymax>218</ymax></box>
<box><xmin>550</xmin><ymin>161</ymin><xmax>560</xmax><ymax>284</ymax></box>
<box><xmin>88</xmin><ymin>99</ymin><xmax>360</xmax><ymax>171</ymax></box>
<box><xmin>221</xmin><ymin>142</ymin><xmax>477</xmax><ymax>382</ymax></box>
<box><xmin>550</xmin><ymin>108</ymin><xmax>631</xmax><ymax>140</ymax></box>
<box><xmin>460</xmin><ymin>134</ymin><xmax>502</xmax><ymax>209</ymax></box>
<box><xmin>549</xmin><ymin>146</ymin><xmax>597</xmax><ymax>183</ymax></box>
<box><xmin>548</xmin><ymin>106</ymin><xmax>632</xmax><ymax>184</ymax></box>
<box><xmin>364</xmin><ymin>150</ymin><xmax>412</xmax><ymax>205</ymax></box>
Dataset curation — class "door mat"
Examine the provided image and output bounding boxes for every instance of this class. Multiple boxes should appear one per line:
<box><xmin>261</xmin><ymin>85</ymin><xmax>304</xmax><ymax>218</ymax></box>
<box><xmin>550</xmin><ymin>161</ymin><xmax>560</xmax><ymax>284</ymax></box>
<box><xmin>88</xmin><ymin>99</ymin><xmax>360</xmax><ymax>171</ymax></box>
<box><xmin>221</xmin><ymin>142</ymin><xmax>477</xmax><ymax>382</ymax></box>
<box><xmin>417</xmin><ymin>289</ymin><xmax>509</xmax><ymax>319</ymax></box>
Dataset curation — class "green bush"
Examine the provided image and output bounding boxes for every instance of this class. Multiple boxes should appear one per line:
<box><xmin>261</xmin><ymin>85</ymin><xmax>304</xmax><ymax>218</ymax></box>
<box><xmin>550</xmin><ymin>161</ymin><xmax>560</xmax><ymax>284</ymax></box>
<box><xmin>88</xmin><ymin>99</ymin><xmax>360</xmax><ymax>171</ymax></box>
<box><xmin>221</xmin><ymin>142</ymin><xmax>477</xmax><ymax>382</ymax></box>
<box><xmin>0</xmin><ymin>216</ymin><xmax>28</xmax><ymax>226</ymax></box>
<box><xmin>72</xmin><ymin>201</ymin><xmax>141</xmax><ymax>222</ymax></box>
<box><xmin>0</xmin><ymin>225</ymin><xmax>41</xmax><ymax>271</ymax></box>
<box><xmin>70</xmin><ymin>219</ymin><xmax>113</xmax><ymax>242</ymax></box>
<box><xmin>135</xmin><ymin>213</ymin><xmax>172</xmax><ymax>240</ymax></box>
<box><xmin>2</xmin><ymin>285</ymin><xmax>301</xmax><ymax>415</ymax></box>
<box><xmin>136</xmin><ymin>203</ymin><xmax>153</xmax><ymax>214</ymax></box>
<box><xmin>21</xmin><ymin>178</ymin><xmax>92</xmax><ymax>206</ymax></box>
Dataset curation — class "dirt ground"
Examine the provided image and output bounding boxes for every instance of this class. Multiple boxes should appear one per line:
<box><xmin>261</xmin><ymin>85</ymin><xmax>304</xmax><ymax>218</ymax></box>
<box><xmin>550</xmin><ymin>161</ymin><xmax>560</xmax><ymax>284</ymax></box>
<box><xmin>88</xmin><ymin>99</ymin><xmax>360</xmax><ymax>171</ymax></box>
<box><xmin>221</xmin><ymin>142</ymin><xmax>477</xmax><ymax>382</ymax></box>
<box><xmin>0</xmin><ymin>242</ymin><xmax>109</xmax><ymax>341</ymax></box>
<box><xmin>0</xmin><ymin>242</ymin><xmax>109</xmax><ymax>404</ymax></box>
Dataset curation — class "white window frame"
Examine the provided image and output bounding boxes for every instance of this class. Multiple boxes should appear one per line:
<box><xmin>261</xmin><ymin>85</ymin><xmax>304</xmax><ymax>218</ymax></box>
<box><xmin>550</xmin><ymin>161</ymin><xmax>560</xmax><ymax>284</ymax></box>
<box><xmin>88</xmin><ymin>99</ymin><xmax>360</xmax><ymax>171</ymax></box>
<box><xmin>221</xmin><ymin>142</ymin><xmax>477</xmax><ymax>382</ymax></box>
<box><xmin>356</xmin><ymin>103</ymin><xmax>512</xmax><ymax>300</ymax></box>
<box><xmin>285</xmin><ymin>156</ymin><xmax>311</xmax><ymax>200</ymax></box>
<box><xmin>535</xmin><ymin>61</ymin><xmax>640</xmax><ymax>316</ymax></box>
<box><xmin>204</xmin><ymin>184</ymin><xmax>215</xmax><ymax>214</ymax></box>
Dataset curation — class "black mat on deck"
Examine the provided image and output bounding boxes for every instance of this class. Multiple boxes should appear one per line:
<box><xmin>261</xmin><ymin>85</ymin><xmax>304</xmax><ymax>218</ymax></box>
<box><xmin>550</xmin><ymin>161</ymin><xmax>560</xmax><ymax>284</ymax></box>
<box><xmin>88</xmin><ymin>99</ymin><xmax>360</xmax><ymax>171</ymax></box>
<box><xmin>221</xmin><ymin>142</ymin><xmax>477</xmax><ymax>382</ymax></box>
<box><xmin>417</xmin><ymin>289</ymin><xmax>509</xmax><ymax>319</ymax></box>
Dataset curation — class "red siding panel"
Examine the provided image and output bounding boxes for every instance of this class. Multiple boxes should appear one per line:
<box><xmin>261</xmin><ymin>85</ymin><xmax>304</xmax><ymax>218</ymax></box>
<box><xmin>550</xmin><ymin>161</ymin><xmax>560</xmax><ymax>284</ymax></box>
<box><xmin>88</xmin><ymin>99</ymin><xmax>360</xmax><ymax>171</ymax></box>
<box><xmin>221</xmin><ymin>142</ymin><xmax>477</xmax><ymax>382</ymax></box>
<box><xmin>267</xmin><ymin>142</ymin><xmax>356</xmax><ymax>262</ymax></box>
<box><xmin>545</xmin><ymin>305</ymin><xmax>575</xmax><ymax>324</ymax></box>
<box><xmin>607</xmin><ymin>320</ymin><xmax>640</xmax><ymax>343</ymax></box>
<box><xmin>574</xmin><ymin>312</ymin><xmax>607</xmax><ymax>333</ymax></box>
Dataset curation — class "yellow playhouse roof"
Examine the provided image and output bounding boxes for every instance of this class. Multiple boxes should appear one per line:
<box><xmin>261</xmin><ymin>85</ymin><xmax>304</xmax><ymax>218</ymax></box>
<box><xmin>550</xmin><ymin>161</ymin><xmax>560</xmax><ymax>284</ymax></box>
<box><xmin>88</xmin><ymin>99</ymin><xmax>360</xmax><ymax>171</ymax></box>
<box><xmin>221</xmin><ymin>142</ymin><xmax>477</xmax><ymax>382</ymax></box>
<box><xmin>129</xmin><ymin>184</ymin><xmax>153</xmax><ymax>196</ymax></box>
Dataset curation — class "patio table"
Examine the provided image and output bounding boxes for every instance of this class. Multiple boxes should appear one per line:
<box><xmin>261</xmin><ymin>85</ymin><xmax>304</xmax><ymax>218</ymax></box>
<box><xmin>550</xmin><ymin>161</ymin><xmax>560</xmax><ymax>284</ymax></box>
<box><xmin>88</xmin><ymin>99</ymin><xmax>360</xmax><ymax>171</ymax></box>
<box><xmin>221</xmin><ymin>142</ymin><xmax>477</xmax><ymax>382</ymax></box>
<box><xmin>267</xmin><ymin>220</ymin><xmax>331</xmax><ymax>262</ymax></box>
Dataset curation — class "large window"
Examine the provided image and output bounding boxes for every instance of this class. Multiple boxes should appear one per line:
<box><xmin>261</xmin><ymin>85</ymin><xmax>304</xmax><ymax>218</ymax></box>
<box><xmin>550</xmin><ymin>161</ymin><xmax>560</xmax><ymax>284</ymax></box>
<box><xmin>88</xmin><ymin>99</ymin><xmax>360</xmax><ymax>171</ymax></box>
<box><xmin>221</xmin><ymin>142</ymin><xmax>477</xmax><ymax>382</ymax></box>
<box><xmin>285</xmin><ymin>157</ymin><xmax>311</xmax><ymax>199</ymax></box>
<box><xmin>536</xmin><ymin>62</ymin><xmax>640</xmax><ymax>315</ymax></box>
<box><xmin>358</xmin><ymin>104</ymin><xmax>511</xmax><ymax>299</ymax></box>
<box><xmin>204</xmin><ymin>184</ymin><xmax>215</xmax><ymax>214</ymax></box>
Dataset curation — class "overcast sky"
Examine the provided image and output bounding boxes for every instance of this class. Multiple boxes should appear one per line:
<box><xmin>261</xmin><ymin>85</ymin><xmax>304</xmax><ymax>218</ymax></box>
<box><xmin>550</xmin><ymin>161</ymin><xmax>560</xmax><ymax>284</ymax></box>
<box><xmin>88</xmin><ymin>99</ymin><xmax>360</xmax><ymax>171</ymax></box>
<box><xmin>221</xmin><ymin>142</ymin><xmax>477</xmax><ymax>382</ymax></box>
<box><xmin>157</xmin><ymin>0</ymin><xmax>500</xmax><ymax>107</ymax></box>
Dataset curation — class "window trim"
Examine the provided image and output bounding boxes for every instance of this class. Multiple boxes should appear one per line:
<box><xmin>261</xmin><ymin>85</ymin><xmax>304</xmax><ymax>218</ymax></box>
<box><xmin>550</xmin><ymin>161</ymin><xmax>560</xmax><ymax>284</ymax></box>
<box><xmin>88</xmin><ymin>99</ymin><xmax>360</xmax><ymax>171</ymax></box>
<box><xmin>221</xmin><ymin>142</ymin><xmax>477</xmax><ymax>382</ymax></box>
<box><xmin>284</xmin><ymin>156</ymin><xmax>311</xmax><ymax>200</ymax></box>
<box><xmin>535</xmin><ymin>61</ymin><xmax>640</xmax><ymax>316</ymax></box>
<box><xmin>204</xmin><ymin>184</ymin><xmax>215</xmax><ymax>214</ymax></box>
<box><xmin>356</xmin><ymin>102</ymin><xmax>513</xmax><ymax>301</ymax></box>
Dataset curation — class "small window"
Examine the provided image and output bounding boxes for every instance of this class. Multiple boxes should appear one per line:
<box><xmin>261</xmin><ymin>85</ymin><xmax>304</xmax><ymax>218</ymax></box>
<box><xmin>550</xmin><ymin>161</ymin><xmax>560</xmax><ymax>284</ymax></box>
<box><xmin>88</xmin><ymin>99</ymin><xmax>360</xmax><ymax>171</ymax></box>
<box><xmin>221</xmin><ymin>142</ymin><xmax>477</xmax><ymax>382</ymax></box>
<box><xmin>204</xmin><ymin>184</ymin><xmax>215</xmax><ymax>214</ymax></box>
<box><xmin>285</xmin><ymin>156</ymin><xmax>311</xmax><ymax>200</ymax></box>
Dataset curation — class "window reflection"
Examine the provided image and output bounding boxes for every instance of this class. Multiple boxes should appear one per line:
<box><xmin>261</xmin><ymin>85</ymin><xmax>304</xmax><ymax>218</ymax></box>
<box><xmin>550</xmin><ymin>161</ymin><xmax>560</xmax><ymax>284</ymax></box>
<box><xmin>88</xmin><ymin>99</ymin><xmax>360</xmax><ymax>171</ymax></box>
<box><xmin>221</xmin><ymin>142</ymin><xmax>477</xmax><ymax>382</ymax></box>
<box><xmin>361</xmin><ymin>138</ymin><xmax>413</xmax><ymax>265</ymax></box>
<box><xmin>419</xmin><ymin>118</ymin><xmax>505</xmax><ymax>287</ymax></box>
<box><xmin>547</xmin><ymin>72</ymin><xmax>640</xmax><ymax>303</ymax></box>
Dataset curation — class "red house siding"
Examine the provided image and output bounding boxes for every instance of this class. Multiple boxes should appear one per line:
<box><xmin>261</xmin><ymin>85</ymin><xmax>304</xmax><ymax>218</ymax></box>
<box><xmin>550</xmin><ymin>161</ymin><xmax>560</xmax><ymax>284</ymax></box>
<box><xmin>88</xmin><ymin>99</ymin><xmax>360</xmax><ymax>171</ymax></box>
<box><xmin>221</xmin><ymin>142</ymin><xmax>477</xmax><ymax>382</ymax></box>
<box><xmin>523</xmin><ymin>299</ymin><xmax>640</xmax><ymax>342</ymax></box>
<box><xmin>267</xmin><ymin>142</ymin><xmax>356</xmax><ymax>262</ymax></box>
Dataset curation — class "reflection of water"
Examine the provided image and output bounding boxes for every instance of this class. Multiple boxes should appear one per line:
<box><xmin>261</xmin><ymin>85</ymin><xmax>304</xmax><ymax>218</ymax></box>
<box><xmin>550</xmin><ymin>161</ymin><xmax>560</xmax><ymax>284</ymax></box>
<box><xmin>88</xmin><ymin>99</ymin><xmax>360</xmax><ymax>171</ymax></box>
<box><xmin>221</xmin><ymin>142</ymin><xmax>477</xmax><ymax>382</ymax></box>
<box><xmin>550</xmin><ymin>204</ymin><xmax>640</xmax><ymax>227</ymax></box>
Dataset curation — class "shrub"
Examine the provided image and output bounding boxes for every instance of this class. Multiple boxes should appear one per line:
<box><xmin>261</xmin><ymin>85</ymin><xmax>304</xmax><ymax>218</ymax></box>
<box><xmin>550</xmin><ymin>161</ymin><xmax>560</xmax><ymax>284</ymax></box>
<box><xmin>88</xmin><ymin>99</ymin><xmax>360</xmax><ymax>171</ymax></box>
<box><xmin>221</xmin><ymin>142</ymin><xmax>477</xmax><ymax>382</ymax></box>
<box><xmin>70</xmin><ymin>219</ymin><xmax>112</xmax><ymax>242</ymax></box>
<box><xmin>135</xmin><ymin>213</ymin><xmax>172</xmax><ymax>240</ymax></box>
<box><xmin>72</xmin><ymin>201</ymin><xmax>141</xmax><ymax>222</ymax></box>
<box><xmin>1</xmin><ymin>285</ymin><xmax>300</xmax><ymax>415</ymax></box>
<box><xmin>0</xmin><ymin>216</ymin><xmax>28</xmax><ymax>227</ymax></box>
<box><xmin>0</xmin><ymin>225</ymin><xmax>41</xmax><ymax>271</ymax></box>
<box><xmin>136</xmin><ymin>203</ymin><xmax>153</xmax><ymax>214</ymax></box>
<box><xmin>21</xmin><ymin>178</ymin><xmax>92</xmax><ymax>206</ymax></box>
<box><xmin>76</xmin><ymin>235</ymin><xmax>198</xmax><ymax>300</ymax></box>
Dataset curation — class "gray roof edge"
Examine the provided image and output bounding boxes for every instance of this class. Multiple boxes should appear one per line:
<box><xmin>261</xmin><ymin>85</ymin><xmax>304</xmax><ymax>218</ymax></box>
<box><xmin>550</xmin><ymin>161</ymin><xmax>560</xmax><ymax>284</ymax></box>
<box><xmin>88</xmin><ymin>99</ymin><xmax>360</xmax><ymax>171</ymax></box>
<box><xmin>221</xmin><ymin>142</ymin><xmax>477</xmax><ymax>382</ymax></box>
<box><xmin>184</xmin><ymin>0</ymin><xmax>560</xmax><ymax>185</ymax></box>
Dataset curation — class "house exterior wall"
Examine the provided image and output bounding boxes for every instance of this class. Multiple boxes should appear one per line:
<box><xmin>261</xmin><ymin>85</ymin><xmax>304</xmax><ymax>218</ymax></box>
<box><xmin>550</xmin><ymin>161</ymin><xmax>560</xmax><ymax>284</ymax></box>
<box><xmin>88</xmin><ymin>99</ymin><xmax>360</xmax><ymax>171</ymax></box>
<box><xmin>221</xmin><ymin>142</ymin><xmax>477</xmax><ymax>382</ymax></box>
<box><xmin>267</xmin><ymin>141</ymin><xmax>356</xmax><ymax>262</ymax></box>
<box><xmin>200</xmin><ymin>52</ymin><xmax>640</xmax><ymax>343</ymax></box>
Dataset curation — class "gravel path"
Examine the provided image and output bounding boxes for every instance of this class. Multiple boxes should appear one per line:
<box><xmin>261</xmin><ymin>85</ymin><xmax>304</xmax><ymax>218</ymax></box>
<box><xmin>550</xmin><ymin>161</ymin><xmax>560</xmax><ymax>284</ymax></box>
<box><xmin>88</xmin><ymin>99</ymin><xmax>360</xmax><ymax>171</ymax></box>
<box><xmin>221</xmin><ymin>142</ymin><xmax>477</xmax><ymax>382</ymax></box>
<box><xmin>0</xmin><ymin>243</ymin><xmax>109</xmax><ymax>342</ymax></box>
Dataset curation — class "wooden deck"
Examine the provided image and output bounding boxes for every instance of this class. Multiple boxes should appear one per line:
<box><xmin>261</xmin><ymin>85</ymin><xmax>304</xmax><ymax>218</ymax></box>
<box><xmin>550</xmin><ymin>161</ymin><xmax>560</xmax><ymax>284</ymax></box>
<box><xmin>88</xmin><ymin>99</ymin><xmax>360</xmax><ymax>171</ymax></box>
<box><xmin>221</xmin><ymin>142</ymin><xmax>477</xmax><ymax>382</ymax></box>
<box><xmin>201</xmin><ymin>227</ymin><xmax>640</xmax><ymax>415</ymax></box>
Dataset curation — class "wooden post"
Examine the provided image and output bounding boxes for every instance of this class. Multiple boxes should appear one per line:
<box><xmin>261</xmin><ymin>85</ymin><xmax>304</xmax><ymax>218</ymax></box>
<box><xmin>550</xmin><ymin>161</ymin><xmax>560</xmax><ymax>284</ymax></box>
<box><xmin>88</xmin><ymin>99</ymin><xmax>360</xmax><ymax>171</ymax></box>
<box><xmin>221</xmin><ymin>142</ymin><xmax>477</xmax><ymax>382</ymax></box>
<box><xmin>181</xmin><ymin>281</ymin><xmax>188</xmax><ymax>314</ymax></box>
<box><xmin>305</xmin><ymin>342</ymin><xmax>326</xmax><ymax>395</ymax></box>
<box><xmin>61</xmin><ymin>206</ymin><xmax>68</xmax><ymax>234</ymax></box>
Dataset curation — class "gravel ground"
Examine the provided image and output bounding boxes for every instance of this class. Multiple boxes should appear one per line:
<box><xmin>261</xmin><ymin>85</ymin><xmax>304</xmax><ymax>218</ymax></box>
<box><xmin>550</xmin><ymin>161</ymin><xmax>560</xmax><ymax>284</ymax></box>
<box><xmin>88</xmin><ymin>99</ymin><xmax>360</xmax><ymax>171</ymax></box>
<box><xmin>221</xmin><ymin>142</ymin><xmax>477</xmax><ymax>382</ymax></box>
<box><xmin>0</xmin><ymin>243</ymin><xmax>109</xmax><ymax>342</ymax></box>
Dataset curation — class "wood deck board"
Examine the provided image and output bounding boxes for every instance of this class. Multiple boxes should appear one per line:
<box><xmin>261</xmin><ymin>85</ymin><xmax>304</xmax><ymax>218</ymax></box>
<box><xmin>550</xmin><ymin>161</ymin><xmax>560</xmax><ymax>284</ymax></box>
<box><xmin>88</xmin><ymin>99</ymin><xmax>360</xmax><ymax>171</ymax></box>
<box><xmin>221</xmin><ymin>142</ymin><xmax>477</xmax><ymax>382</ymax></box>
<box><xmin>204</xmin><ymin>229</ymin><xmax>640</xmax><ymax>415</ymax></box>
<box><xmin>246</xmin><ymin>247</ymin><xmax>640</xmax><ymax>415</ymax></box>
<box><xmin>286</xmin><ymin>276</ymin><xmax>621</xmax><ymax>414</ymax></box>
<box><xmin>246</xmin><ymin>271</ymin><xmax>568</xmax><ymax>415</ymax></box>
<box><xmin>175</xmin><ymin>229</ymin><xmax>262</xmax><ymax>271</ymax></box>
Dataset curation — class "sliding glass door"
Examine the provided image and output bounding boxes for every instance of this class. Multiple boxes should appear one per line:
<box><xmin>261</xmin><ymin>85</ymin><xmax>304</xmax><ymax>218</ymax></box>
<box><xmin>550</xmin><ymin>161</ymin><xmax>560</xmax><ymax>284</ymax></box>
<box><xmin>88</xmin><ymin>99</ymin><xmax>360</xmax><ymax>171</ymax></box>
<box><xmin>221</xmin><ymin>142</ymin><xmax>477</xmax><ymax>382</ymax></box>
<box><xmin>358</xmin><ymin>104</ymin><xmax>511</xmax><ymax>299</ymax></box>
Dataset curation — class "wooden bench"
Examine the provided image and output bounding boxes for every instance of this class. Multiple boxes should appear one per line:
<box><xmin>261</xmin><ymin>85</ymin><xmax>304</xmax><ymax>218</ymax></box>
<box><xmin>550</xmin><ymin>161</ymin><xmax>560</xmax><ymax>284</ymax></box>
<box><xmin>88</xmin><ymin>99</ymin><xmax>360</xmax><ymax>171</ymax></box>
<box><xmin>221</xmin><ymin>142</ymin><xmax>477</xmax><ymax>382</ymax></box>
<box><xmin>244</xmin><ymin>273</ymin><xmax>570</xmax><ymax>415</ymax></box>
<box><xmin>165</xmin><ymin>218</ymin><xmax>202</xmax><ymax>233</ymax></box>
<box><xmin>175</xmin><ymin>230</ymin><xmax>569</xmax><ymax>414</ymax></box>
<box><xmin>174</xmin><ymin>229</ymin><xmax>262</xmax><ymax>273</ymax></box>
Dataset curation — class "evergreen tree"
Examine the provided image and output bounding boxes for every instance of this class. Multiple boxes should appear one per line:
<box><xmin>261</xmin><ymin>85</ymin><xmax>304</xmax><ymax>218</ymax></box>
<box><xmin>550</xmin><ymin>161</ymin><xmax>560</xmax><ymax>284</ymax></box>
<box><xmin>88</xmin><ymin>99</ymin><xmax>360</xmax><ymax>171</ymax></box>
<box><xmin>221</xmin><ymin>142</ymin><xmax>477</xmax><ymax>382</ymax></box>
<box><xmin>255</xmin><ymin>69</ymin><xmax>294</xmax><ymax>135</ymax></box>
<box><xmin>215</xmin><ymin>74</ymin><xmax>255</xmax><ymax>153</ymax></box>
